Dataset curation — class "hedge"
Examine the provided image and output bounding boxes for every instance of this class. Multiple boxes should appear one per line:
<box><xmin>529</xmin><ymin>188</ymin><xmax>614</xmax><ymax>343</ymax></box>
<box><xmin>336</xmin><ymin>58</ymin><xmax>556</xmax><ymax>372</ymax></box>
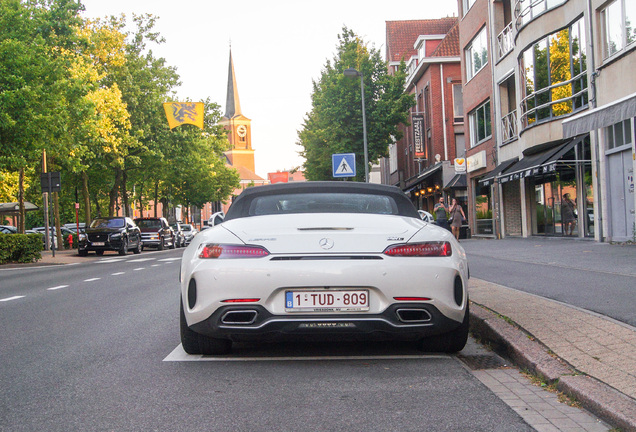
<box><xmin>0</xmin><ymin>233</ymin><xmax>44</xmax><ymax>264</ymax></box>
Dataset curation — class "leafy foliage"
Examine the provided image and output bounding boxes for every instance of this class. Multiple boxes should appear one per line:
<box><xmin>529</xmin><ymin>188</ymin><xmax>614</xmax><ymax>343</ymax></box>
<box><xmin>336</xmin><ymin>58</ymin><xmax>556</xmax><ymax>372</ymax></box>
<box><xmin>298</xmin><ymin>27</ymin><xmax>414</xmax><ymax>181</ymax></box>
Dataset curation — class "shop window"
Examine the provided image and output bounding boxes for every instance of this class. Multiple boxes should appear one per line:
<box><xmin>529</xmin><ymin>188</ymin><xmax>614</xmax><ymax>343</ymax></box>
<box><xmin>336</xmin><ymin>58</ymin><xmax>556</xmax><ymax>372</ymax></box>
<box><xmin>474</xmin><ymin>183</ymin><xmax>493</xmax><ymax>235</ymax></box>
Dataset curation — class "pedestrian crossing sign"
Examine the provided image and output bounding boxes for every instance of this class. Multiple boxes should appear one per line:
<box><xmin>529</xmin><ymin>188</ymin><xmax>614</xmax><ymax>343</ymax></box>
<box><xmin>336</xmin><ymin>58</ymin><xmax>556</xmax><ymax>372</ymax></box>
<box><xmin>332</xmin><ymin>153</ymin><xmax>356</xmax><ymax>178</ymax></box>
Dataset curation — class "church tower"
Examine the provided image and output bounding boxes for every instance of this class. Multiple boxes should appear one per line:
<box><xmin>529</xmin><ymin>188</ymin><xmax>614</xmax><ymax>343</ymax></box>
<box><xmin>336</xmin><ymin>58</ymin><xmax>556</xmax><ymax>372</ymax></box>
<box><xmin>219</xmin><ymin>50</ymin><xmax>256</xmax><ymax>175</ymax></box>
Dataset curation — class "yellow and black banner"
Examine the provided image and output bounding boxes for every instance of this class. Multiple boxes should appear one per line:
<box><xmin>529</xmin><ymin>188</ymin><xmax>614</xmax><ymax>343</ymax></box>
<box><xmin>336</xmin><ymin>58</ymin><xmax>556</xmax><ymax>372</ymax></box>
<box><xmin>163</xmin><ymin>102</ymin><xmax>204</xmax><ymax>129</ymax></box>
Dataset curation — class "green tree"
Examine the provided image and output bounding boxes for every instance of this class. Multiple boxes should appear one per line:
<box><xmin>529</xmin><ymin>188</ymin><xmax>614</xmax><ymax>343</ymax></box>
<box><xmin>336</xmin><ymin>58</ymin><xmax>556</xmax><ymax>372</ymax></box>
<box><xmin>298</xmin><ymin>27</ymin><xmax>414</xmax><ymax>182</ymax></box>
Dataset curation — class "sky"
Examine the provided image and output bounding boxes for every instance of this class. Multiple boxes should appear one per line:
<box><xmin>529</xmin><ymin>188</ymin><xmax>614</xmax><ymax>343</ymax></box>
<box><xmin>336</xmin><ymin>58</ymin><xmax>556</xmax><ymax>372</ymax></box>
<box><xmin>80</xmin><ymin>0</ymin><xmax>458</xmax><ymax>179</ymax></box>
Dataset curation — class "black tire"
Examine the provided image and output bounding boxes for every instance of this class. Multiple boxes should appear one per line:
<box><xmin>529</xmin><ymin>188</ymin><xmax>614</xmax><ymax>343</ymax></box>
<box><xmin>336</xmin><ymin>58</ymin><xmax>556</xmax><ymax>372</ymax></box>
<box><xmin>420</xmin><ymin>303</ymin><xmax>469</xmax><ymax>353</ymax></box>
<box><xmin>169</xmin><ymin>237</ymin><xmax>176</xmax><ymax>249</ymax></box>
<box><xmin>175</xmin><ymin>239</ymin><xmax>181</xmax><ymax>248</ymax></box>
<box><xmin>141</xmin><ymin>245</ymin><xmax>145</xmax><ymax>251</ymax></box>
<box><xmin>159</xmin><ymin>237</ymin><xmax>165</xmax><ymax>251</ymax></box>
<box><xmin>78</xmin><ymin>249</ymin><xmax>88</xmax><ymax>257</ymax></box>
<box><xmin>95</xmin><ymin>250</ymin><xmax>104</xmax><ymax>256</ymax></box>
<box><xmin>118</xmin><ymin>239</ymin><xmax>128</xmax><ymax>256</ymax></box>
<box><xmin>132</xmin><ymin>241</ymin><xmax>141</xmax><ymax>254</ymax></box>
<box><xmin>180</xmin><ymin>299</ymin><xmax>231</xmax><ymax>355</ymax></box>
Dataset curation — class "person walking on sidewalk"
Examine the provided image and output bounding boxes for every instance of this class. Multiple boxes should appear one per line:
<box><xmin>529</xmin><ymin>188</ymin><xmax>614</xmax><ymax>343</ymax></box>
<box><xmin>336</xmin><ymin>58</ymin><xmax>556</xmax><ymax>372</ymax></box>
<box><xmin>434</xmin><ymin>197</ymin><xmax>449</xmax><ymax>231</ymax></box>
<box><xmin>562</xmin><ymin>193</ymin><xmax>577</xmax><ymax>236</ymax></box>
<box><xmin>449</xmin><ymin>198</ymin><xmax>466</xmax><ymax>240</ymax></box>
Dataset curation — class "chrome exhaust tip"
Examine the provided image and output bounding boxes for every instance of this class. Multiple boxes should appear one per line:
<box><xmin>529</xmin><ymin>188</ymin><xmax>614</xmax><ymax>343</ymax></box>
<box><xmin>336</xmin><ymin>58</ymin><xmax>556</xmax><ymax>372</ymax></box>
<box><xmin>221</xmin><ymin>310</ymin><xmax>258</xmax><ymax>325</ymax></box>
<box><xmin>396</xmin><ymin>308</ymin><xmax>432</xmax><ymax>323</ymax></box>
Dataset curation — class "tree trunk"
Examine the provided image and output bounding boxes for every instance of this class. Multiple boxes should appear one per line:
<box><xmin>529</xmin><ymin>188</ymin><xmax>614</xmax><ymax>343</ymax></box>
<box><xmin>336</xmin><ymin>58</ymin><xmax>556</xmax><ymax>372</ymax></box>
<box><xmin>121</xmin><ymin>169</ymin><xmax>129</xmax><ymax>217</ymax></box>
<box><xmin>109</xmin><ymin>169</ymin><xmax>122</xmax><ymax>217</ymax></box>
<box><xmin>18</xmin><ymin>168</ymin><xmax>25</xmax><ymax>233</ymax></box>
<box><xmin>82</xmin><ymin>171</ymin><xmax>91</xmax><ymax>224</ymax></box>
<box><xmin>154</xmin><ymin>182</ymin><xmax>159</xmax><ymax>217</ymax></box>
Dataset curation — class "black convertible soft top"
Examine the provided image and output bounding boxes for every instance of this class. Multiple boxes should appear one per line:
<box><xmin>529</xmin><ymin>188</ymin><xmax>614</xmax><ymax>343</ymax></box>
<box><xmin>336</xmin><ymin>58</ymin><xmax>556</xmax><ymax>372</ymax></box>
<box><xmin>224</xmin><ymin>181</ymin><xmax>420</xmax><ymax>221</ymax></box>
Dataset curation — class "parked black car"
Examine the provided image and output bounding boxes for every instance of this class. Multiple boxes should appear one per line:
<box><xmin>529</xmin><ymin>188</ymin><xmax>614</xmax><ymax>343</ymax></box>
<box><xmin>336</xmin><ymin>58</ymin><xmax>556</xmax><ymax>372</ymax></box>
<box><xmin>134</xmin><ymin>217</ymin><xmax>175</xmax><ymax>251</ymax></box>
<box><xmin>79</xmin><ymin>217</ymin><xmax>142</xmax><ymax>256</ymax></box>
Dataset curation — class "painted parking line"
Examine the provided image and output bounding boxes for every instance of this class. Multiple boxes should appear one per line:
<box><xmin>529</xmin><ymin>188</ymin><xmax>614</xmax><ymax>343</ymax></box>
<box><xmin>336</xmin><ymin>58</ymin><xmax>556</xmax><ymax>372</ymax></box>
<box><xmin>111</xmin><ymin>272</ymin><xmax>125</xmax><ymax>276</ymax></box>
<box><xmin>0</xmin><ymin>296</ymin><xmax>26</xmax><ymax>302</ymax></box>
<box><xmin>158</xmin><ymin>258</ymin><xmax>181</xmax><ymax>262</ymax></box>
<box><xmin>163</xmin><ymin>344</ymin><xmax>447</xmax><ymax>362</ymax></box>
<box><xmin>151</xmin><ymin>264</ymin><xmax>161</xmax><ymax>267</ymax></box>
<box><xmin>83</xmin><ymin>278</ymin><xmax>100</xmax><ymax>282</ymax></box>
<box><xmin>133</xmin><ymin>268</ymin><xmax>145</xmax><ymax>271</ymax></box>
<box><xmin>47</xmin><ymin>285</ymin><xmax>69</xmax><ymax>291</ymax></box>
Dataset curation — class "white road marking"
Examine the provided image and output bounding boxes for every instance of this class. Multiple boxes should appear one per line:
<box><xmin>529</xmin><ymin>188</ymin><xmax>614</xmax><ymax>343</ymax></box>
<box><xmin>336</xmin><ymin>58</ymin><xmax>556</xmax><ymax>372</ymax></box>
<box><xmin>47</xmin><ymin>285</ymin><xmax>69</xmax><ymax>291</ymax></box>
<box><xmin>84</xmin><ymin>278</ymin><xmax>100</xmax><ymax>282</ymax></box>
<box><xmin>111</xmin><ymin>272</ymin><xmax>125</xmax><ymax>275</ymax></box>
<box><xmin>158</xmin><ymin>258</ymin><xmax>181</xmax><ymax>262</ymax></box>
<box><xmin>151</xmin><ymin>264</ymin><xmax>161</xmax><ymax>267</ymax></box>
<box><xmin>128</xmin><ymin>258</ymin><xmax>155</xmax><ymax>263</ymax></box>
<box><xmin>163</xmin><ymin>345</ymin><xmax>448</xmax><ymax>362</ymax></box>
<box><xmin>133</xmin><ymin>268</ymin><xmax>145</xmax><ymax>271</ymax></box>
<box><xmin>98</xmin><ymin>258</ymin><xmax>125</xmax><ymax>264</ymax></box>
<box><xmin>0</xmin><ymin>296</ymin><xmax>26</xmax><ymax>302</ymax></box>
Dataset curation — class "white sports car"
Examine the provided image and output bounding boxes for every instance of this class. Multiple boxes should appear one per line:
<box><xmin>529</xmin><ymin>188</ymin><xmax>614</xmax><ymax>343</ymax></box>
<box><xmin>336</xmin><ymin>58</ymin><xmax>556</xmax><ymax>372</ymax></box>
<box><xmin>179</xmin><ymin>182</ymin><xmax>469</xmax><ymax>355</ymax></box>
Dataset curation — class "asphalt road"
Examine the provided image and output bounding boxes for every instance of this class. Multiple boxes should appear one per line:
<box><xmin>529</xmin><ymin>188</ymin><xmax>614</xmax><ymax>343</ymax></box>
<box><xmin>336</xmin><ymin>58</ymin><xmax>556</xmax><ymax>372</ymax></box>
<box><xmin>461</xmin><ymin>237</ymin><xmax>636</xmax><ymax>327</ymax></box>
<box><xmin>0</xmin><ymin>248</ymin><xmax>533</xmax><ymax>431</ymax></box>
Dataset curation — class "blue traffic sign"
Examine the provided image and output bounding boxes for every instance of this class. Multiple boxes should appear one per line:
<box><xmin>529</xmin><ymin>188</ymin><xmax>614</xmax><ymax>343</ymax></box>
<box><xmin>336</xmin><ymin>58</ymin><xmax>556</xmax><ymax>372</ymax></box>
<box><xmin>332</xmin><ymin>153</ymin><xmax>356</xmax><ymax>178</ymax></box>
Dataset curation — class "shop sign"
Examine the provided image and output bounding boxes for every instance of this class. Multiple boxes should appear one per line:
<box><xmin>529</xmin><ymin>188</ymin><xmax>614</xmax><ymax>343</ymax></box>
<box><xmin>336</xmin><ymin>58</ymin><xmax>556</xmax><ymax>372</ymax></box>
<box><xmin>413</xmin><ymin>115</ymin><xmax>425</xmax><ymax>159</ymax></box>
<box><xmin>454</xmin><ymin>158</ymin><xmax>466</xmax><ymax>173</ymax></box>
<box><xmin>467</xmin><ymin>151</ymin><xmax>486</xmax><ymax>173</ymax></box>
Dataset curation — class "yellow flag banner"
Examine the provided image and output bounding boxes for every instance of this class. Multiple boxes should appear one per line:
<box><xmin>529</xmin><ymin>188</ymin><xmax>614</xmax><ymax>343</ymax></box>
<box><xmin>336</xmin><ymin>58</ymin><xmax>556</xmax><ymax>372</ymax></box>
<box><xmin>163</xmin><ymin>102</ymin><xmax>204</xmax><ymax>129</ymax></box>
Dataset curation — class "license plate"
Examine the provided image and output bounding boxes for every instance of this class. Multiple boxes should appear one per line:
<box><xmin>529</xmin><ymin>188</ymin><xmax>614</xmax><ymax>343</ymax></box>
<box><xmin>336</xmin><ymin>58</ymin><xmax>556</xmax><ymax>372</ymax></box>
<box><xmin>285</xmin><ymin>290</ymin><xmax>369</xmax><ymax>312</ymax></box>
<box><xmin>92</xmin><ymin>242</ymin><xmax>105</xmax><ymax>246</ymax></box>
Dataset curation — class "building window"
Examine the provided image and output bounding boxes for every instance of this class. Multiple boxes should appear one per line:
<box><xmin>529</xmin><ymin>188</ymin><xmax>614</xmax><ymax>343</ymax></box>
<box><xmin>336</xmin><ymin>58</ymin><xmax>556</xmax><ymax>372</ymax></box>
<box><xmin>520</xmin><ymin>18</ymin><xmax>588</xmax><ymax>129</ymax></box>
<box><xmin>515</xmin><ymin>0</ymin><xmax>566</xmax><ymax>30</ymax></box>
<box><xmin>463</xmin><ymin>0</ymin><xmax>477</xmax><ymax>15</ymax></box>
<box><xmin>469</xmin><ymin>100</ymin><xmax>492</xmax><ymax>147</ymax></box>
<box><xmin>453</xmin><ymin>84</ymin><xmax>464</xmax><ymax>123</ymax></box>
<box><xmin>605</xmin><ymin>119</ymin><xmax>633</xmax><ymax>151</ymax></box>
<box><xmin>465</xmin><ymin>27</ymin><xmax>488</xmax><ymax>81</ymax></box>
<box><xmin>601</xmin><ymin>0</ymin><xmax>636</xmax><ymax>59</ymax></box>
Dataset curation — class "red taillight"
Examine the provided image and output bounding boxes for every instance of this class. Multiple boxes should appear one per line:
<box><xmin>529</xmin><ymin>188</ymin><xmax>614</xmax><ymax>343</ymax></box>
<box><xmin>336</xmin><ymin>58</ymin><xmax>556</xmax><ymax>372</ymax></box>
<box><xmin>221</xmin><ymin>298</ymin><xmax>261</xmax><ymax>303</ymax></box>
<box><xmin>199</xmin><ymin>244</ymin><xmax>270</xmax><ymax>259</ymax></box>
<box><xmin>394</xmin><ymin>297</ymin><xmax>432</xmax><ymax>301</ymax></box>
<box><xmin>383</xmin><ymin>241</ymin><xmax>452</xmax><ymax>257</ymax></box>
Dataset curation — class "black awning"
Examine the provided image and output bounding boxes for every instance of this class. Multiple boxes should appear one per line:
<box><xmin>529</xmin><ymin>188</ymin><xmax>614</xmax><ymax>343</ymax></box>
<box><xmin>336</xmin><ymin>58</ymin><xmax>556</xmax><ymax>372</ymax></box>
<box><xmin>478</xmin><ymin>158</ymin><xmax>518</xmax><ymax>187</ymax></box>
<box><xmin>444</xmin><ymin>173</ymin><xmax>467</xmax><ymax>189</ymax></box>
<box><xmin>404</xmin><ymin>163</ymin><xmax>443</xmax><ymax>192</ymax></box>
<box><xmin>499</xmin><ymin>138</ymin><xmax>582</xmax><ymax>183</ymax></box>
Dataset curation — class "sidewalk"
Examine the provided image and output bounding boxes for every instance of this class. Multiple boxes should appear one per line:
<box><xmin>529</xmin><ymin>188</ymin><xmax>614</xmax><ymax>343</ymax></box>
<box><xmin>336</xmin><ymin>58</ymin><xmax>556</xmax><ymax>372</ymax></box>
<box><xmin>1</xmin><ymin>249</ymin><xmax>100</xmax><ymax>269</ymax></box>
<box><xmin>469</xmin><ymin>278</ymin><xmax>636</xmax><ymax>431</ymax></box>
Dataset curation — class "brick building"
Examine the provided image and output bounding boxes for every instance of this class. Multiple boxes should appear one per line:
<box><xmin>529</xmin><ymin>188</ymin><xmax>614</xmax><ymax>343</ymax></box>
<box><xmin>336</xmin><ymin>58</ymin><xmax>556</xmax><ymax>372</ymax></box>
<box><xmin>382</xmin><ymin>18</ymin><xmax>467</xmax><ymax>218</ymax></box>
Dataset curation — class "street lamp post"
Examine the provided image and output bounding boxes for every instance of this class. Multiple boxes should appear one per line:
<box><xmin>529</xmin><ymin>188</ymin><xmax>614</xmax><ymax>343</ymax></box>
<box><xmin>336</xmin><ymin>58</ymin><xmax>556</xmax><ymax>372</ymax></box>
<box><xmin>344</xmin><ymin>68</ymin><xmax>368</xmax><ymax>183</ymax></box>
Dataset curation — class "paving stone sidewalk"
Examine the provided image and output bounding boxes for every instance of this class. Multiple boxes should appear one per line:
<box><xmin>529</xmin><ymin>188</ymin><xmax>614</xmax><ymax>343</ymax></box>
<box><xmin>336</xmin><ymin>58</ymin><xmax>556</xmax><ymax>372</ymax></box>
<box><xmin>469</xmin><ymin>278</ymin><xmax>636</xmax><ymax>400</ymax></box>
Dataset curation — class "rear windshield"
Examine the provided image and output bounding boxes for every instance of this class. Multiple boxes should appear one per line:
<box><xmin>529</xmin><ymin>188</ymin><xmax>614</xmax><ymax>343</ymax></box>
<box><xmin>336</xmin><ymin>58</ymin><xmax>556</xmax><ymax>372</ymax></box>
<box><xmin>136</xmin><ymin>219</ymin><xmax>161</xmax><ymax>229</ymax></box>
<box><xmin>90</xmin><ymin>218</ymin><xmax>124</xmax><ymax>229</ymax></box>
<box><xmin>248</xmin><ymin>193</ymin><xmax>398</xmax><ymax>216</ymax></box>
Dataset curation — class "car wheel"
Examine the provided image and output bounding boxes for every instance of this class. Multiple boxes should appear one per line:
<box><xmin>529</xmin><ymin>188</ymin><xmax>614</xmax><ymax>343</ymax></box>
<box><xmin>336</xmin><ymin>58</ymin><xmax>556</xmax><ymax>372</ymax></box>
<box><xmin>78</xmin><ymin>249</ymin><xmax>88</xmax><ymax>257</ymax></box>
<box><xmin>132</xmin><ymin>241</ymin><xmax>141</xmax><ymax>254</ymax></box>
<box><xmin>118</xmin><ymin>239</ymin><xmax>128</xmax><ymax>256</ymax></box>
<box><xmin>170</xmin><ymin>238</ymin><xmax>176</xmax><ymax>249</ymax></box>
<box><xmin>175</xmin><ymin>239</ymin><xmax>181</xmax><ymax>248</ymax></box>
<box><xmin>141</xmin><ymin>245</ymin><xmax>145</xmax><ymax>251</ymax></box>
<box><xmin>159</xmin><ymin>237</ymin><xmax>165</xmax><ymax>251</ymax></box>
<box><xmin>95</xmin><ymin>250</ymin><xmax>104</xmax><ymax>256</ymax></box>
<box><xmin>180</xmin><ymin>298</ymin><xmax>231</xmax><ymax>355</ymax></box>
<box><xmin>420</xmin><ymin>303</ymin><xmax>469</xmax><ymax>353</ymax></box>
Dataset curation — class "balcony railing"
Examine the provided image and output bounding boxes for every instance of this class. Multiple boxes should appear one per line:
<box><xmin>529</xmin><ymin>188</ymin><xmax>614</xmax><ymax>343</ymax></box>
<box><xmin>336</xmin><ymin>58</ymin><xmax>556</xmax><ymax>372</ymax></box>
<box><xmin>497</xmin><ymin>22</ymin><xmax>514</xmax><ymax>60</ymax></box>
<box><xmin>501</xmin><ymin>110</ymin><xmax>518</xmax><ymax>143</ymax></box>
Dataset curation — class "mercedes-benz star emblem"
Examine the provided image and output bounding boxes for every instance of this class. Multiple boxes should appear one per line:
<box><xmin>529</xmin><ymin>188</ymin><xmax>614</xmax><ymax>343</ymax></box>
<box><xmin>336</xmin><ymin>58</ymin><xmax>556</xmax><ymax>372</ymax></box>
<box><xmin>319</xmin><ymin>238</ymin><xmax>334</xmax><ymax>250</ymax></box>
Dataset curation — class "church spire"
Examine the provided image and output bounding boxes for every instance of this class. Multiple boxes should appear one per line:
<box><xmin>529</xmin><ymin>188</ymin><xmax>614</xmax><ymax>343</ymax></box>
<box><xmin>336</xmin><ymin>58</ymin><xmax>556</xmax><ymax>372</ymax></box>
<box><xmin>224</xmin><ymin>50</ymin><xmax>242</xmax><ymax>119</ymax></box>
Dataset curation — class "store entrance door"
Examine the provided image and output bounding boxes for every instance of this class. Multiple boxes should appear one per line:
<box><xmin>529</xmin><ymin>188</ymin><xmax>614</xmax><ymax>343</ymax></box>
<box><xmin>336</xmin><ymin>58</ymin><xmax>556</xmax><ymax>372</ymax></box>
<box><xmin>535</xmin><ymin>182</ymin><xmax>559</xmax><ymax>235</ymax></box>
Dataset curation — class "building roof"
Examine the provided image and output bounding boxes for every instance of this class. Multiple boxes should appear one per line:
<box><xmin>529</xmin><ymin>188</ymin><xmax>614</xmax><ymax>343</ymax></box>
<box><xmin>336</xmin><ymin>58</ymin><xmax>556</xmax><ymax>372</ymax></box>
<box><xmin>234</xmin><ymin>165</ymin><xmax>265</xmax><ymax>182</ymax></box>
<box><xmin>386</xmin><ymin>17</ymin><xmax>457</xmax><ymax>63</ymax></box>
<box><xmin>430</xmin><ymin>21</ymin><xmax>460</xmax><ymax>58</ymax></box>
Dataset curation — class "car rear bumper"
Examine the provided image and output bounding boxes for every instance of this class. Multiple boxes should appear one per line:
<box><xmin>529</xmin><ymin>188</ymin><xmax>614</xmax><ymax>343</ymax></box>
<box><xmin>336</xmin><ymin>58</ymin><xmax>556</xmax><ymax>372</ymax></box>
<box><xmin>190</xmin><ymin>303</ymin><xmax>463</xmax><ymax>342</ymax></box>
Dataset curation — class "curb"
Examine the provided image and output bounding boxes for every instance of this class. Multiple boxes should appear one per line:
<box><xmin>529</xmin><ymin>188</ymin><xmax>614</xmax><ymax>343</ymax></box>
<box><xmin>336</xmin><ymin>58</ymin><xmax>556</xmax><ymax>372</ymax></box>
<box><xmin>469</xmin><ymin>302</ymin><xmax>636</xmax><ymax>432</ymax></box>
